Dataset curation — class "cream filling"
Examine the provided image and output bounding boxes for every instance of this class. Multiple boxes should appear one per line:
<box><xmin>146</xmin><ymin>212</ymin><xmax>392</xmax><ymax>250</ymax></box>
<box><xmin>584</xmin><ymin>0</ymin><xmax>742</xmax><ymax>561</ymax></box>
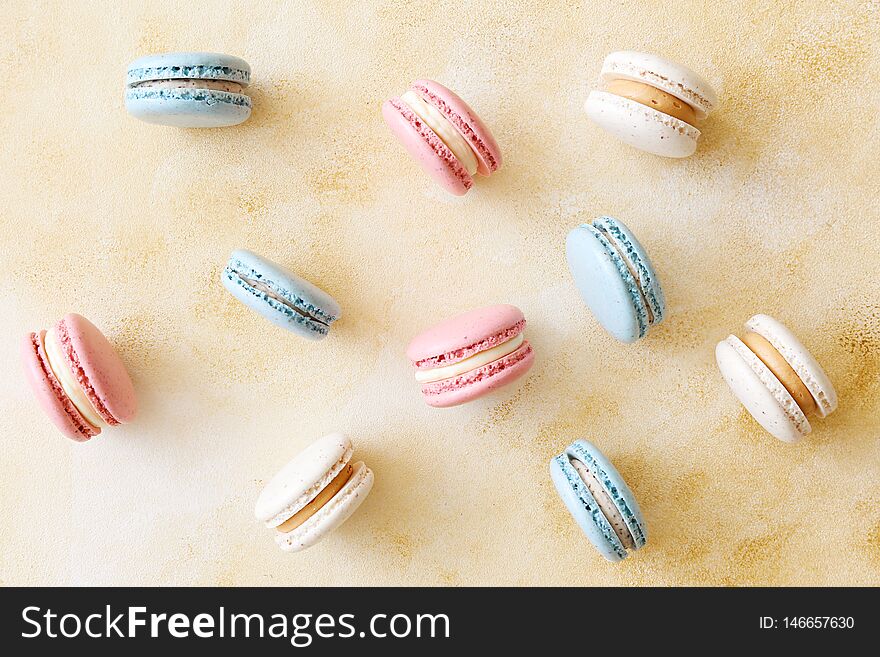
<box><xmin>570</xmin><ymin>457</ymin><xmax>635</xmax><ymax>550</ymax></box>
<box><xmin>131</xmin><ymin>79</ymin><xmax>244</xmax><ymax>93</ymax></box>
<box><xmin>276</xmin><ymin>463</ymin><xmax>353</xmax><ymax>534</ymax></box>
<box><xmin>240</xmin><ymin>275</ymin><xmax>329</xmax><ymax>327</ymax></box>
<box><xmin>415</xmin><ymin>333</ymin><xmax>524</xmax><ymax>384</ymax></box>
<box><xmin>595</xmin><ymin>224</ymin><xmax>654</xmax><ymax>325</ymax></box>
<box><xmin>400</xmin><ymin>90</ymin><xmax>478</xmax><ymax>175</ymax></box>
<box><xmin>43</xmin><ymin>328</ymin><xmax>105</xmax><ymax>429</ymax></box>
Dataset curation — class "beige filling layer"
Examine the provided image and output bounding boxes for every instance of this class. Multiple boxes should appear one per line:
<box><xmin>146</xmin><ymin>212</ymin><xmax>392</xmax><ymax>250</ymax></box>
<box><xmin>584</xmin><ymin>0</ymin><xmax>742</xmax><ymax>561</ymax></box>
<box><xmin>414</xmin><ymin>333</ymin><xmax>524</xmax><ymax>384</ymax></box>
<box><xmin>594</xmin><ymin>223</ymin><xmax>653</xmax><ymax>324</ymax></box>
<box><xmin>570</xmin><ymin>457</ymin><xmax>635</xmax><ymax>550</ymax></box>
<box><xmin>240</xmin><ymin>275</ymin><xmax>328</xmax><ymax>327</ymax></box>
<box><xmin>276</xmin><ymin>463</ymin><xmax>353</xmax><ymax>533</ymax></box>
<box><xmin>742</xmin><ymin>332</ymin><xmax>817</xmax><ymax>416</ymax></box>
<box><xmin>400</xmin><ymin>90</ymin><xmax>479</xmax><ymax>175</ymax></box>
<box><xmin>604</xmin><ymin>78</ymin><xmax>697</xmax><ymax>126</ymax></box>
<box><xmin>43</xmin><ymin>328</ymin><xmax>105</xmax><ymax>430</ymax></box>
<box><xmin>132</xmin><ymin>79</ymin><xmax>244</xmax><ymax>93</ymax></box>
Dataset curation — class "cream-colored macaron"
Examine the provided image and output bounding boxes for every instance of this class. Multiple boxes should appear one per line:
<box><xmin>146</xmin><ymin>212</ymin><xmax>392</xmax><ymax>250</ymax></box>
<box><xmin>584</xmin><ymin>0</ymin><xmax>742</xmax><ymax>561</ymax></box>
<box><xmin>716</xmin><ymin>314</ymin><xmax>837</xmax><ymax>443</ymax></box>
<box><xmin>585</xmin><ymin>51</ymin><xmax>717</xmax><ymax>158</ymax></box>
<box><xmin>254</xmin><ymin>433</ymin><xmax>374</xmax><ymax>552</ymax></box>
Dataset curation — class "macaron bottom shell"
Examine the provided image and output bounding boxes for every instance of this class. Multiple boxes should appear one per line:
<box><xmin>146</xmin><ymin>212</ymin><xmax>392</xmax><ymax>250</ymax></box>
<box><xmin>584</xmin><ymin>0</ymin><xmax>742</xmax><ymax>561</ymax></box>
<box><xmin>21</xmin><ymin>331</ymin><xmax>97</xmax><ymax>442</ymax></box>
<box><xmin>275</xmin><ymin>461</ymin><xmax>374</xmax><ymax>553</ymax></box>
<box><xmin>716</xmin><ymin>315</ymin><xmax>837</xmax><ymax>443</ymax></box>
<box><xmin>125</xmin><ymin>90</ymin><xmax>252</xmax><ymax>128</ymax></box>
<box><xmin>585</xmin><ymin>90</ymin><xmax>699</xmax><ymax>159</ymax></box>
<box><xmin>716</xmin><ymin>337</ymin><xmax>807</xmax><ymax>443</ymax></box>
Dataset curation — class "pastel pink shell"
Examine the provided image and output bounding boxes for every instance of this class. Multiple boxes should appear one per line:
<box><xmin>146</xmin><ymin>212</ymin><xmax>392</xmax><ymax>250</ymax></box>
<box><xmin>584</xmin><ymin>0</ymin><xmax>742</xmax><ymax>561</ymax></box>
<box><xmin>383</xmin><ymin>79</ymin><xmax>502</xmax><ymax>195</ymax></box>
<box><xmin>406</xmin><ymin>304</ymin><xmax>533</xmax><ymax>407</ymax></box>
<box><xmin>406</xmin><ymin>304</ymin><xmax>526</xmax><ymax>368</ymax></box>
<box><xmin>20</xmin><ymin>313</ymin><xmax>137</xmax><ymax>442</ymax></box>
<box><xmin>57</xmin><ymin>314</ymin><xmax>137</xmax><ymax>425</ymax></box>
<box><xmin>382</xmin><ymin>98</ymin><xmax>472</xmax><ymax>195</ymax></box>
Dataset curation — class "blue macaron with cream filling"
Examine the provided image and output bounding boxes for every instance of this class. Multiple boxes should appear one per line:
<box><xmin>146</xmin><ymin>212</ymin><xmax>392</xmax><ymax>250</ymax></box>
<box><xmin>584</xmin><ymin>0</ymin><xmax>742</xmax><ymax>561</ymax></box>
<box><xmin>125</xmin><ymin>52</ymin><xmax>252</xmax><ymax>128</ymax></box>
<box><xmin>566</xmin><ymin>216</ymin><xmax>665</xmax><ymax>343</ymax></box>
<box><xmin>222</xmin><ymin>250</ymin><xmax>340</xmax><ymax>340</ymax></box>
<box><xmin>550</xmin><ymin>439</ymin><xmax>646</xmax><ymax>562</ymax></box>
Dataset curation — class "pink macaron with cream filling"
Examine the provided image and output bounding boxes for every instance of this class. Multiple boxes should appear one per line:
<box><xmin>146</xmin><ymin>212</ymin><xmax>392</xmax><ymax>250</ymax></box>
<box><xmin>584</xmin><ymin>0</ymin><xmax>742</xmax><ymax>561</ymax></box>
<box><xmin>406</xmin><ymin>304</ymin><xmax>534</xmax><ymax>407</ymax></box>
<box><xmin>21</xmin><ymin>313</ymin><xmax>137</xmax><ymax>442</ymax></box>
<box><xmin>382</xmin><ymin>79</ymin><xmax>502</xmax><ymax>196</ymax></box>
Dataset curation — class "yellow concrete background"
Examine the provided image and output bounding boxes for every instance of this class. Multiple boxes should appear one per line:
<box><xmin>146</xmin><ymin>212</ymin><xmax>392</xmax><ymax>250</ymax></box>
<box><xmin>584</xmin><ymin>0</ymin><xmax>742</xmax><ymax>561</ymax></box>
<box><xmin>1</xmin><ymin>1</ymin><xmax>878</xmax><ymax>586</ymax></box>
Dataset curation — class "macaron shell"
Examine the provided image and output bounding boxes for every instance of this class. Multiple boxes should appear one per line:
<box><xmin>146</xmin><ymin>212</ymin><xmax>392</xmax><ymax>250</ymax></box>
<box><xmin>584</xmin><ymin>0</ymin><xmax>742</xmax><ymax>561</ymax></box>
<box><xmin>599</xmin><ymin>51</ymin><xmax>717</xmax><ymax>118</ymax></box>
<box><xmin>407</xmin><ymin>304</ymin><xmax>525</xmax><ymax>366</ymax></box>
<box><xmin>421</xmin><ymin>340</ymin><xmax>534</xmax><ymax>407</ymax></box>
<box><xmin>125</xmin><ymin>90</ymin><xmax>251</xmax><ymax>128</ymax></box>
<box><xmin>412</xmin><ymin>79</ymin><xmax>502</xmax><ymax>176</ymax></box>
<box><xmin>586</xmin><ymin>91</ymin><xmax>699</xmax><ymax>158</ymax></box>
<box><xmin>223</xmin><ymin>249</ymin><xmax>340</xmax><ymax>340</ymax></box>
<box><xmin>716</xmin><ymin>337</ymin><xmax>807</xmax><ymax>443</ymax></box>
<box><xmin>126</xmin><ymin>52</ymin><xmax>251</xmax><ymax>85</ymax></box>
<box><xmin>61</xmin><ymin>314</ymin><xmax>137</xmax><ymax>425</ymax></box>
<box><xmin>566</xmin><ymin>224</ymin><xmax>645</xmax><ymax>343</ymax></box>
<box><xmin>276</xmin><ymin>461</ymin><xmax>374</xmax><ymax>552</ymax></box>
<box><xmin>550</xmin><ymin>454</ymin><xmax>626</xmax><ymax>562</ymax></box>
<box><xmin>382</xmin><ymin>98</ymin><xmax>472</xmax><ymax>196</ymax></box>
<box><xmin>20</xmin><ymin>332</ymin><xmax>96</xmax><ymax>442</ymax></box>
<box><xmin>255</xmin><ymin>433</ymin><xmax>353</xmax><ymax>527</ymax></box>
<box><xmin>745</xmin><ymin>314</ymin><xmax>838</xmax><ymax>417</ymax></box>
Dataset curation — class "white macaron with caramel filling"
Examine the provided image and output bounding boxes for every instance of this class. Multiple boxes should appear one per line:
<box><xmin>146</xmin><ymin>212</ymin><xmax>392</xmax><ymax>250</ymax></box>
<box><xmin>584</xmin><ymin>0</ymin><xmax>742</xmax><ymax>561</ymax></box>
<box><xmin>716</xmin><ymin>314</ymin><xmax>838</xmax><ymax>443</ymax></box>
<box><xmin>255</xmin><ymin>433</ymin><xmax>374</xmax><ymax>552</ymax></box>
<box><xmin>585</xmin><ymin>51</ymin><xmax>717</xmax><ymax>158</ymax></box>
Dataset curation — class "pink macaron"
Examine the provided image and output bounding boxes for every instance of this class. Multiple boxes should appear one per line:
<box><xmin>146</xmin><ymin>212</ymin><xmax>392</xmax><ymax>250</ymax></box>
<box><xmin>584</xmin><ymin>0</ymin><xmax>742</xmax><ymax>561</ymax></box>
<box><xmin>382</xmin><ymin>79</ymin><xmax>502</xmax><ymax>196</ymax></box>
<box><xmin>406</xmin><ymin>304</ymin><xmax>534</xmax><ymax>407</ymax></box>
<box><xmin>21</xmin><ymin>313</ymin><xmax>137</xmax><ymax>442</ymax></box>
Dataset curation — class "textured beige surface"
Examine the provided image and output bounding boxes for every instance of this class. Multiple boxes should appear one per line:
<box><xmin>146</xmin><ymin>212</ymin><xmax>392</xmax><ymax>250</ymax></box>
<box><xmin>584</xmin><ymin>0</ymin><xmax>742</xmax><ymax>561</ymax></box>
<box><xmin>1</xmin><ymin>0</ymin><xmax>879</xmax><ymax>586</ymax></box>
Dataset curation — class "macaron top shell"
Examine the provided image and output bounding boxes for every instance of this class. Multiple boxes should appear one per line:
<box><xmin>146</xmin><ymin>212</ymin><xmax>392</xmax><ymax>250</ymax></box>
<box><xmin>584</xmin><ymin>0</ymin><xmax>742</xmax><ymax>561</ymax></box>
<box><xmin>229</xmin><ymin>250</ymin><xmax>341</xmax><ymax>320</ymax></box>
<box><xmin>406</xmin><ymin>304</ymin><xmax>525</xmax><ymax>368</ymax></box>
<box><xmin>745</xmin><ymin>314</ymin><xmax>837</xmax><ymax>417</ymax></box>
<box><xmin>599</xmin><ymin>51</ymin><xmax>717</xmax><ymax>118</ymax></box>
<box><xmin>255</xmin><ymin>433</ymin><xmax>353</xmax><ymax>528</ymax></box>
<box><xmin>411</xmin><ymin>80</ymin><xmax>502</xmax><ymax>176</ymax></box>
<box><xmin>59</xmin><ymin>313</ymin><xmax>137</xmax><ymax>425</ymax></box>
<box><xmin>126</xmin><ymin>52</ymin><xmax>251</xmax><ymax>85</ymax></box>
<box><xmin>223</xmin><ymin>249</ymin><xmax>341</xmax><ymax>339</ymax></box>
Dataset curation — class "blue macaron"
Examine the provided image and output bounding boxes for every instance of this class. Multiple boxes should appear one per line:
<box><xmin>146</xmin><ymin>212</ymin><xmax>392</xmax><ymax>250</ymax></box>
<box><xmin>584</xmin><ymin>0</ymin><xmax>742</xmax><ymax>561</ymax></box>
<box><xmin>566</xmin><ymin>216</ymin><xmax>665</xmax><ymax>343</ymax></box>
<box><xmin>550</xmin><ymin>439</ymin><xmax>647</xmax><ymax>562</ymax></box>
<box><xmin>222</xmin><ymin>250</ymin><xmax>341</xmax><ymax>340</ymax></box>
<box><xmin>125</xmin><ymin>52</ymin><xmax>252</xmax><ymax>128</ymax></box>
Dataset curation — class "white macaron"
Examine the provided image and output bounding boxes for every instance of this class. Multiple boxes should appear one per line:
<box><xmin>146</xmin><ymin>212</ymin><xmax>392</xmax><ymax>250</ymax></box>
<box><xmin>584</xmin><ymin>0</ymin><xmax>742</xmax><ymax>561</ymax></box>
<box><xmin>585</xmin><ymin>51</ymin><xmax>718</xmax><ymax>158</ymax></box>
<box><xmin>716</xmin><ymin>314</ymin><xmax>838</xmax><ymax>443</ymax></box>
<box><xmin>255</xmin><ymin>433</ymin><xmax>374</xmax><ymax>552</ymax></box>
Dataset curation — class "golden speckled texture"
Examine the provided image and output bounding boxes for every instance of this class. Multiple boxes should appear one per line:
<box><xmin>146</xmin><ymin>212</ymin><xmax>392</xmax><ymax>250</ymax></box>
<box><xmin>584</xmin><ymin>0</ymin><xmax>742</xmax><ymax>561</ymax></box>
<box><xmin>1</xmin><ymin>0</ymin><xmax>878</xmax><ymax>586</ymax></box>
